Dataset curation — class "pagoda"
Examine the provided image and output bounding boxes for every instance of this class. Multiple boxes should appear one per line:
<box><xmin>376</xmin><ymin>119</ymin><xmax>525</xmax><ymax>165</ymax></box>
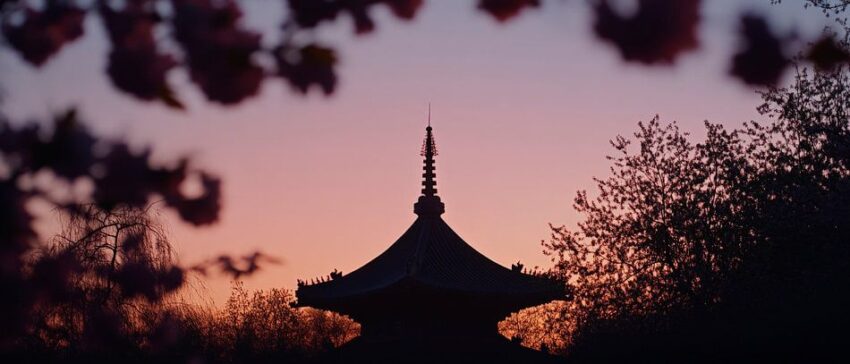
<box><xmin>296</xmin><ymin>121</ymin><xmax>565</xmax><ymax>363</ymax></box>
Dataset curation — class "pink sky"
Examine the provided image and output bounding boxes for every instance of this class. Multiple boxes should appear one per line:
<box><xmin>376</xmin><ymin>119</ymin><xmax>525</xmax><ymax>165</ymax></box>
<box><xmin>0</xmin><ymin>1</ymin><xmax>832</xmax><ymax>305</ymax></box>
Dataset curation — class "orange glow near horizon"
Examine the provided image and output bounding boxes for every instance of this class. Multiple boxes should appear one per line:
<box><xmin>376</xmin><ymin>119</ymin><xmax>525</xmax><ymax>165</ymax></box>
<box><xmin>1</xmin><ymin>1</ymin><xmax>832</xmax><ymax>306</ymax></box>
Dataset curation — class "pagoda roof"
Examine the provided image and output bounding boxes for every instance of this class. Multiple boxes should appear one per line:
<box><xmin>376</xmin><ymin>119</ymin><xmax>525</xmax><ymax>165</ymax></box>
<box><xmin>296</xmin><ymin>122</ymin><xmax>564</xmax><ymax>313</ymax></box>
<box><xmin>296</xmin><ymin>214</ymin><xmax>563</xmax><ymax>305</ymax></box>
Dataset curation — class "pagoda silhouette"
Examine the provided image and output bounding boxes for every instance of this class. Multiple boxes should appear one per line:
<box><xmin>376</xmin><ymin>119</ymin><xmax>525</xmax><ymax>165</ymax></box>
<box><xmin>296</xmin><ymin>120</ymin><xmax>565</xmax><ymax>363</ymax></box>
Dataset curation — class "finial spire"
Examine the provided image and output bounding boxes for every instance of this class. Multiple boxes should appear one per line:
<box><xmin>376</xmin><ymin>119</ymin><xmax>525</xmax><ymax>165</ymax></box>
<box><xmin>414</xmin><ymin>110</ymin><xmax>445</xmax><ymax>216</ymax></box>
<box><xmin>420</xmin><ymin>123</ymin><xmax>437</xmax><ymax>197</ymax></box>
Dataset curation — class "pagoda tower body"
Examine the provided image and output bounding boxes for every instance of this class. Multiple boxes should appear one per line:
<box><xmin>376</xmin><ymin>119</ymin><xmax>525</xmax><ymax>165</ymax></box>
<box><xmin>296</xmin><ymin>124</ymin><xmax>565</xmax><ymax>363</ymax></box>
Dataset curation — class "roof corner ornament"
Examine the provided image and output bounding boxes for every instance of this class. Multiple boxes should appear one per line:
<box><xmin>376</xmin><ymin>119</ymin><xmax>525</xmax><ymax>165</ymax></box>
<box><xmin>414</xmin><ymin>107</ymin><xmax>445</xmax><ymax>216</ymax></box>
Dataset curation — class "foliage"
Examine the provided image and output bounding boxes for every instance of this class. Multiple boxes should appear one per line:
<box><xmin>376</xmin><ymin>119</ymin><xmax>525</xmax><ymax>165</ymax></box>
<box><xmin>0</xmin><ymin>109</ymin><xmax>218</xmax><ymax>347</ymax></box>
<box><xmin>544</xmin><ymin>116</ymin><xmax>752</xmax><ymax>324</ymax></box>
<box><xmin>498</xmin><ymin>301</ymin><xmax>571</xmax><ymax>354</ymax></box>
<box><xmin>592</xmin><ymin>0</ymin><xmax>699</xmax><ymax>64</ymax></box>
<box><xmin>165</xmin><ymin>282</ymin><xmax>358</xmax><ymax>364</ymax></box>
<box><xmin>218</xmin><ymin>282</ymin><xmax>359</xmax><ymax>357</ymax></box>
<box><xmin>0</xmin><ymin>109</ymin><xmax>274</xmax><ymax>360</ymax></box>
<box><xmin>1</xmin><ymin>1</ymin><xmax>848</xmax><ymax>111</ymax></box>
<box><xmin>542</xmin><ymin>66</ymin><xmax>850</xmax><ymax>361</ymax></box>
<box><xmin>5</xmin><ymin>202</ymin><xmax>353</xmax><ymax>363</ymax></box>
<box><xmin>17</xmin><ymin>204</ymin><xmax>186</xmax><ymax>361</ymax></box>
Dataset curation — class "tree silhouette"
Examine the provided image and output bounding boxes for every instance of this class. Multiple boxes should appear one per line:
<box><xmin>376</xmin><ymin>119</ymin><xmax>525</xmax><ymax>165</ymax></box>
<box><xmin>0</xmin><ymin>110</ymin><xmax>275</xmax><ymax>360</ymax></box>
<box><xmin>4</xmin><ymin>202</ymin><xmax>297</xmax><ymax>363</ymax></box>
<box><xmin>23</xmin><ymin>204</ymin><xmax>182</xmax><ymax>358</ymax></box>
<box><xmin>543</xmin><ymin>66</ymin><xmax>850</xmax><ymax>362</ymax></box>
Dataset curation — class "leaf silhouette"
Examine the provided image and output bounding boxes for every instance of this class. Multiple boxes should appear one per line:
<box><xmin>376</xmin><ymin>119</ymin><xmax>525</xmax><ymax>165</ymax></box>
<box><xmin>2</xmin><ymin>4</ymin><xmax>85</xmax><ymax>66</ymax></box>
<box><xmin>172</xmin><ymin>0</ymin><xmax>264</xmax><ymax>104</ymax></box>
<box><xmin>277</xmin><ymin>44</ymin><xmax>338</xmax><ymax>95</ymax></box>
<box><xmin>806</xmin><ymin>36</ymin><xmax>850</xmax><ymax>71</ymax></box>
<box><xmin>478</xmin><ymin>0</ymin><xmax>540</xmax><ymax>22</ymax></box>
<box><xmin>101</xmin><ymin>1</ymin><xmax>180</xmax><ymax>106</ymax></box>
<box><xmin>730</xmin><ymin>15</ymin><xmax>789</xmax><ymax>86</ymax></box>
<box><xmin>593</xmin><ymin>0</ymin><xmax>701</xmax><ymax>64</ymax></box>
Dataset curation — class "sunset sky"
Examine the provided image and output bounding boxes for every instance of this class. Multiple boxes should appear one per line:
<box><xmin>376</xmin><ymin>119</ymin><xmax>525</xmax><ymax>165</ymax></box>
<box><xmin>0</xmin><ymin>1</ymin><xmax>833</xmax><ymax>305</ymax></box>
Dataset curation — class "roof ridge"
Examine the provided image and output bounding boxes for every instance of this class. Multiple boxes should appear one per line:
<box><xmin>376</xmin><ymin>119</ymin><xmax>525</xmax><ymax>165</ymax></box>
<box><xmin>407</xmin><ymin>216</ymin><xmax>431</xmax><ymax>275</ymax></box>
